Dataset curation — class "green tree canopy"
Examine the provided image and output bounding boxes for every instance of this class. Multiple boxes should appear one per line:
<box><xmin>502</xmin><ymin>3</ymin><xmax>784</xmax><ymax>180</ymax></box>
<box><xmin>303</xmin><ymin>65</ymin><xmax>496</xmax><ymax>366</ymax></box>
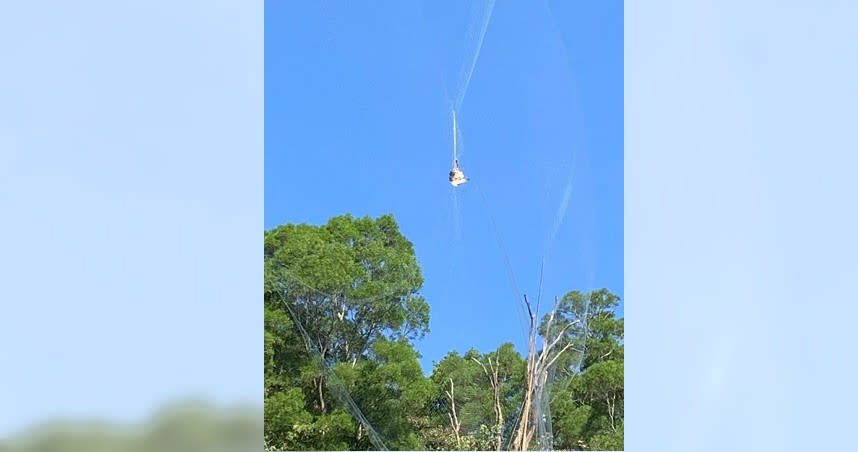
<box><xmin>265</xmin><ymin>214</ymin><xmax>430</xmax><ymax>364</ymax></box>
<box><xmin>550</xmin><ymin>289</ymin><xmax>624</xmax><ymax>450</ymax></box>
<box><xmin>264</xmin><ymin>214</ymin><xmax>434</xmax><ymax>450</ymax></box>
<box><xmin>263</xmin><ymin>214</ymin><xmax>623</xmax><ymax>451</ymax></box>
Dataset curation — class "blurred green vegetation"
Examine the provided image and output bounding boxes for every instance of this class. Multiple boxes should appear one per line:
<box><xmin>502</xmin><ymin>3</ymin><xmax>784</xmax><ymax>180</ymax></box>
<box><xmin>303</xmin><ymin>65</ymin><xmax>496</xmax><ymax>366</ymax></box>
<box><xmin>0</xmin><ymin>399</ymin><xmax>262</xmax><ymax>452</ymax></box>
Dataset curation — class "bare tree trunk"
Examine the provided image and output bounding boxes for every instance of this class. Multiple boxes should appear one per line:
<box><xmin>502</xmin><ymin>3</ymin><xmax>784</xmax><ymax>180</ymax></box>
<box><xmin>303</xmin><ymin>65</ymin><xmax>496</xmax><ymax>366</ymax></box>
<box><xmin>524</xmin><ymin>426</ymin><xmax>536</xmax><ymax>451</ymax></box>
<box><xmin>446</xmin><ymin>378</ymin><xmax>461</xmax><ymax>448</ymax></box>
<box><xmin>511</xmin><ymin>295</ymin><xmax>584</xmax><ymax>451</ymax></box>
<box><xmin>514</xmin><ymin>393</ymin><xmax>532</xmax><ymax>450</ymax></box>
<box><xmin>473</xmin><ymin>355</ymin><xmax>505</xmax><ymax>450</ymax></box>
<box><xmin>492</xmin><ymin>356</ymin><xmax>504</xmax><ymax>451</ymax></box>
<box><xmin>495</xmin><ymin>409</ymin><xmax>504</xmax><ymax>450</ymax></box>
<box><xmin>318</xmin><ymin>343</ymin><xmax>328</xmax><ymax>412</ymax></box>
<box><xmin>607</xmin><ymin>394</ymin><xmax>617</xmax><ymax>432</ymax></box>
<box><xmin>317</xmin><ymin>377</ymin><xmax>326</xmax><ymax>413</ymax></box>
<box><xmin>513</xmin><ymin>295</ymin><xmax>538</xmax><ymax>451</ymax></box>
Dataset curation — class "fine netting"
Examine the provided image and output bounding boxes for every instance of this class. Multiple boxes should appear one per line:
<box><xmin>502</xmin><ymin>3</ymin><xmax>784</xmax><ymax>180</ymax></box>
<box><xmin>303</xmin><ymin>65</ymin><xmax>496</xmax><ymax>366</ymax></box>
<box><xmin>512</xmin><ymin>293</ymin><xmax>592</xmax><ymax>451</ymax></box>
<box><xmin>541</xmin><ymin>153</ymin><xmax>577</xmax><ymax>271</ymax></box>
<box><xmin>472</xmin><ymin>179</ymin><xmax>530</xmax><ymax>342</ymax></box>
<box><xmin>452</xmin><ymin>0</ymin><xmax>497</xmax><ymax>112</ymax></box>
<box><xmin>534</xmin><ymin>297</ymin><xmax>592</xmax><ymax>451</ymax></box>
<box><xmin>268</xmin><ymin>261</ymin><xmax>398</xmax><ymax>451</ymax></box>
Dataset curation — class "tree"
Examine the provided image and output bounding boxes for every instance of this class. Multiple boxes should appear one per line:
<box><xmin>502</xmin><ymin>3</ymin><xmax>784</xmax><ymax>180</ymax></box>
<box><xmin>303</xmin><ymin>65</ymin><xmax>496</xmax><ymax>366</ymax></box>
<box><xmin>264</xmin><ymin>388</ymin><xmax>355</xmax><ymax>451</ymax></box>
<box><xmin>550</xmin><ymin>289</ymin><xmax>624</xmax><ymax>451</ymax></box>
<box><xmin>262</xmin><ymin>214</ymin><xmax>624</xmax><ymax>451</ymax></box>
<box><xmin>264</xmin><ymin>214</ymin><xmax>430</xmax><ymax>413</ymax></box>
<box><xmin>337</xmin><ymin>339</ymin><xmax>434</xmax><ymax>450</ymax></box>
<box><xmin>510</xmin><ymin>292</ymin><xmax>589</xmax><ymax>451</ymax></box>
<box><xmin>429</xmin><ymin>349</ymin><xmax>487</xmax><ymax>441</ymax></box>
<box><xmin>422</xmin><ymin>344</ymin><xmax>526</xmax><ymax>451</ymax></box>
<box><xmin>264</xmin><ymin>214</ymin><xmax>433</xmax><ymax>450</ymax></box>
<box><xmin>472</xmin><ymin>343</ymin><xmax>526</xmax><ymax>450</ymax></box>
<box><xmin>576</xmin><ymin>289</ymin><xmax>624</xmax><ymax>369</ymax></box>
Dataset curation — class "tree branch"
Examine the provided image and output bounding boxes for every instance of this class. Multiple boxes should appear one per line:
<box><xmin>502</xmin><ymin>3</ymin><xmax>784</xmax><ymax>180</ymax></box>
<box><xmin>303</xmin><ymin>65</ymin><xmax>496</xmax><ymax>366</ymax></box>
<box><xmin>544</xmin><ymin>341</ymin><xmax>584</xmax><ymax>371</ymax></box>
<box><xmin>523</xmin><ymin>294</ymin><xmax>535</xmax><ymax>328</ymax></box>
<box><xmin>473</xmin><ymin>357</ymin><xmax>490</xmax><ymax>377</ymax></box>
<box><xmin>543</xmin><ymin>319</ymin><xmax>582</xmax><ymax>359</ymax></box>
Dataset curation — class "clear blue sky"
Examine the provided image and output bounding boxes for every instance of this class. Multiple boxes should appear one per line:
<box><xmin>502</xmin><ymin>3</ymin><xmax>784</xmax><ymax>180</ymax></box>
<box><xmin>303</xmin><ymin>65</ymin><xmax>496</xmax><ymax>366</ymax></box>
<box><xmin>265</xmin><ymin>0</ymin><xmax>622</xmax><ymax>373</ymax></box>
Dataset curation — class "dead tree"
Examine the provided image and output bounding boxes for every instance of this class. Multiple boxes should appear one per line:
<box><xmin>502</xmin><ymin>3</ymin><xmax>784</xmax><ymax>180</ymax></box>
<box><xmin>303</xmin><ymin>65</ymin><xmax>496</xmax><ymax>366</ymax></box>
<box><xmin>446</xmin><ymin>378</ymin><xmax>462</xmax><ymax>448</ymax></box>
<box><xmin>510</xmin><ymin>294</ymin><xmax>584</xmax><ymax>451</ymax></box>
<box><xmin>473</xmin><ymin>354</ymin><xmax>504</xmax><ymax>450</ymax></box>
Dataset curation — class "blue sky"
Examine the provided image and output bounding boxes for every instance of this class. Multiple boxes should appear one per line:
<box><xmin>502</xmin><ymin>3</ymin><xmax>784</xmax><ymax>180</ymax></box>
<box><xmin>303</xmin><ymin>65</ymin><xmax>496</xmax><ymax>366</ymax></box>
<box><xmin>265</xmin><ymin>0</ymin><xmax>622</xmax><ymax>373</ymax></box>
<box><xmin>5</xmin><ymin>0</ymin><xmax>858</xmax><ymax>447</ymax></box>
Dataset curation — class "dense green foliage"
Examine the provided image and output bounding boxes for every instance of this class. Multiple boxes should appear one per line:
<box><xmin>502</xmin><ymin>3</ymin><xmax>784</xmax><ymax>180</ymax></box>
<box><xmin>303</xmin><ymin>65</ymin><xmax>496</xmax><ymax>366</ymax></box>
<box><xmin>264</xmin><ymin>214</ymin><xmax>623</xmax><ymax>450</ymax></box>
